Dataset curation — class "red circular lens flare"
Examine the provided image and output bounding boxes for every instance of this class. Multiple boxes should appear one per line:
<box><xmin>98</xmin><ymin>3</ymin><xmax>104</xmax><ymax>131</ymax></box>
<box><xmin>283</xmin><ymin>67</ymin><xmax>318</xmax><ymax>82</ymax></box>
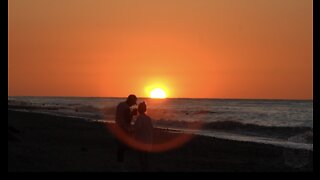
<box><xmin>105</xmin><ymin>121</ymin><xmax>203</xmax><ymax>153</ymax></box>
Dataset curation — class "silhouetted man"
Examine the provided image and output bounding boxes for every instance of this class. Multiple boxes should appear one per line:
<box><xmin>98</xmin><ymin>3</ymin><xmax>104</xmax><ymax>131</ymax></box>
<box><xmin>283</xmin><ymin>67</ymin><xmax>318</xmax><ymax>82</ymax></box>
<box><xmin>115</xmin><ymin>94</ymin><xmax>137</xmax><ymax>162</ymax></box>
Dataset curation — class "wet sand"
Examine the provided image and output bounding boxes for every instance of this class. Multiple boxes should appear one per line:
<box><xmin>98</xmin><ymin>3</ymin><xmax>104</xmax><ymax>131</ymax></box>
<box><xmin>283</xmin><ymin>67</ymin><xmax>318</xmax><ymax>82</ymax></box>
<box><xmin>8</xmin><ymin>110</ymin><xmax>313</xmax><ymax>172</ymax></box>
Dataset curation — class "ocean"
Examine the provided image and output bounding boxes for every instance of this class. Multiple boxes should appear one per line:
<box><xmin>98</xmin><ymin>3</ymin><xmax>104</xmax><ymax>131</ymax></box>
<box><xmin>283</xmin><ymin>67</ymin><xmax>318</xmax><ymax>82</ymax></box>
<box><xmin>8</xmin><ymin>96</ymin><xmax>313</xmax><ymax>151</ymax></box>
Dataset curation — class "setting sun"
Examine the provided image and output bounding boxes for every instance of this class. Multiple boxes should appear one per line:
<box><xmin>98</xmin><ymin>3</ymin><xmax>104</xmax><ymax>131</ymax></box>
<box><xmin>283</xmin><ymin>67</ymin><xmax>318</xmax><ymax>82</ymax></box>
<box><xmin>150</xmin><ymin>88</ymin><xmax>167</xmax><ymax>99</ymax></box>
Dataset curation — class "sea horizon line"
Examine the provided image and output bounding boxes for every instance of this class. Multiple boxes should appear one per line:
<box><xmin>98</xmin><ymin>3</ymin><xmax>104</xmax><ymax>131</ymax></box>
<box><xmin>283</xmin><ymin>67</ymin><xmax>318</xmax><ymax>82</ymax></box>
<box><xmin>8</xmin><ymin>95</ymin><xmax>313</xmax><ymax>101</ymax></box>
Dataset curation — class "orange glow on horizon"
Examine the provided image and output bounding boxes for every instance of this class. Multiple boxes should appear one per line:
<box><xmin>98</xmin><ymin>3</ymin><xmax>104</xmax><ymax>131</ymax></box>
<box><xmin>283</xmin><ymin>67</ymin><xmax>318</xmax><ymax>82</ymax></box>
<box><xmin>8</xmin><ymin>0</ymin><xmax>313</xmax><ymax>100</ymax></box>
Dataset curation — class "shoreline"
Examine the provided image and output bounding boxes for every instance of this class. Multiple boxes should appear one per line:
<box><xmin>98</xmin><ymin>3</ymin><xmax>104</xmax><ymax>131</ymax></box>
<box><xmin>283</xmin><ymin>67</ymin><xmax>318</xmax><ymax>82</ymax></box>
<box><xmin>8</xmin><ymin>110</ymin><xmax>313</xmax><ymax>171</ymax></box>
<box><xmin>8</xmin><ymin>108</ymin><xmax>313</xmax><ymax>151</ymax></box>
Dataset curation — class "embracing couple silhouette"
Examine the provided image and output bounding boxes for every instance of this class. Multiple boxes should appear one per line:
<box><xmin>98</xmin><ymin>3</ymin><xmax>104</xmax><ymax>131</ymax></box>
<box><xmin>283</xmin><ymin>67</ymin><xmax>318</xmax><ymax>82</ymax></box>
<box><xmin>115</xmin><ymin>94</ymin><xmax>153</xmax><ymax>171</ymax></box>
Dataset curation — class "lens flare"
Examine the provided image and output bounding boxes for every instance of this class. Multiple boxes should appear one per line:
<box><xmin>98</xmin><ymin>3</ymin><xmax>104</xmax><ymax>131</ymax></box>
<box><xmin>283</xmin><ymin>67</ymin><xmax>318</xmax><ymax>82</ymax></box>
<box><xmin>105</xmin><ymin>122</ymin><xmax>203</xmax><ymax>153</ymax></box>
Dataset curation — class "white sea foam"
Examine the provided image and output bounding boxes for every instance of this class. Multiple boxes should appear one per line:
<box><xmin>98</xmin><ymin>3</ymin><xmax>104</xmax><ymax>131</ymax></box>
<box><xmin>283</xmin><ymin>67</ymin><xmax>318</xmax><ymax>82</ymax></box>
<box><xmin>8</xmin><ymin>96</ymin><xmax>313</xmax><ymax>150</ymax></box>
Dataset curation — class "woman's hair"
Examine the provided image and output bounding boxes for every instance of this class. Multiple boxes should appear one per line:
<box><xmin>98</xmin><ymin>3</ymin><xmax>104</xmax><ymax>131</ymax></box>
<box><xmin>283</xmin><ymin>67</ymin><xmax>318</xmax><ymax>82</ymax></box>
<box><xmin>138</xmin><ymin>101</ymin><xmax>147</xmax><ymax>114</ymax></box>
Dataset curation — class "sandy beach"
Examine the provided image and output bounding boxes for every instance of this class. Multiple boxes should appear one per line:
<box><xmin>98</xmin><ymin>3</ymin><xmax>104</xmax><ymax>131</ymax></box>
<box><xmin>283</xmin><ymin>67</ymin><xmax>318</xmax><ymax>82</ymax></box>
<box><xmin>8</xmin><ymin>110</ymin><xmax>313</xmax><ymax>172</ymax></box>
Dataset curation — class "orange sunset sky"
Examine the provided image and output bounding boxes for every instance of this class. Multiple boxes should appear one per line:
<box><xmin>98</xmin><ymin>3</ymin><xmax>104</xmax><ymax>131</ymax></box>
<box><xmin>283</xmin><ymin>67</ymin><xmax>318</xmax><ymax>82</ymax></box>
<box><xmin>8</xmin><ymin>0</ymin><xmax>313</xmax><ymax>99</ymax></box>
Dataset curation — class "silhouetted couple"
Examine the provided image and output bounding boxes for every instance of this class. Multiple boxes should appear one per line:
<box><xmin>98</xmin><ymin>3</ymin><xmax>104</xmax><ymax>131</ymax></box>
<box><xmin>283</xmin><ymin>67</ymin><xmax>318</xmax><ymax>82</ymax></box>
<box><xmin>115</xmin><ymin>94</ymin><xmax>153</xmax><ymax>171</ymax></box>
